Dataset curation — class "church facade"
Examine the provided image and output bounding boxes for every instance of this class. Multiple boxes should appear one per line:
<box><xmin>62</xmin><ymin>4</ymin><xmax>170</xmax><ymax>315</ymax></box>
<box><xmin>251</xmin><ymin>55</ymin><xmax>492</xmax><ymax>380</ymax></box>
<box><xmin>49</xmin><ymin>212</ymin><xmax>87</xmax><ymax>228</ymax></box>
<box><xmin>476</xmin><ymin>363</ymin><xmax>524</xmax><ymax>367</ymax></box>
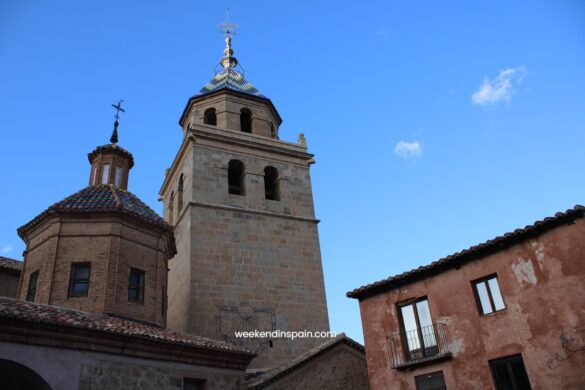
<box><xmin>160</xmin><ymin>33</ymin><xmax>330</xmax><ymax>369</ymax></box>
<box><xmin>0</xmin><ymin>21</ymin><xmax>370</xmax><ymax>390</ymax></box>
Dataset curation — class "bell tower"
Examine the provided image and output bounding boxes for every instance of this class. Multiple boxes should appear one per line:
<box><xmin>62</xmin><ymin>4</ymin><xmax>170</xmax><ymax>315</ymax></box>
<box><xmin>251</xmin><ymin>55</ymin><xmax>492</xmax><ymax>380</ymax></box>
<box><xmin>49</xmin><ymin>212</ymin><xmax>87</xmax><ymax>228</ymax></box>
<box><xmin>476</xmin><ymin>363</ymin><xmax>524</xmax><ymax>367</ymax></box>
<box><xmin>160</xmin><ymin>20</ymin><xmax>329</xmax><ymax>370</ymax></box>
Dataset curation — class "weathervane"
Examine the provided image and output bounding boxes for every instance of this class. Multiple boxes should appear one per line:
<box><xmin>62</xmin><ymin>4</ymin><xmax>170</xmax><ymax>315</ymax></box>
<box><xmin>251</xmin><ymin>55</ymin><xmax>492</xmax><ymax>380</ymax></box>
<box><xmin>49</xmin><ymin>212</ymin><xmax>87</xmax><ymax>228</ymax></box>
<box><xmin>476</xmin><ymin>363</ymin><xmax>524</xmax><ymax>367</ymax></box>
<box><xmin>218</xmin><ymin>9</ymin><xmax>239</xmax><ymax>38</ymax></box>
<box><xmin>218</xmin><ymin>9</ymin><xmax>239</xmax><ymax>69</ymax></box>
<box><xmin>110</xmin><ymin>99</ymin><xmax>125</xmax><ymax>145</ymax></box>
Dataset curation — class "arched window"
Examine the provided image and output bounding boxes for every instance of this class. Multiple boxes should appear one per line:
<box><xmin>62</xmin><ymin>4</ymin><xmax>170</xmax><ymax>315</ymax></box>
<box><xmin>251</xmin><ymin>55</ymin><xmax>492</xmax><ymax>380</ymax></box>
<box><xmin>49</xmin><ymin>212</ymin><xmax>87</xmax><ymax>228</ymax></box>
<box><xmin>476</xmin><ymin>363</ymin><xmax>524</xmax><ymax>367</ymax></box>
<box><xmin>240</xmin><ymin>108</ymin><xmax>252</xmax><ymax>133</ymax></box>
<box><xmin>204</xmin><ymin>108</ymin><xmax>217</xmax><ymax>126</ymax></box>
<box><xmin>177</xmin><ymin>174</ymin><xmax>184</xmax><ymax>213</ymax></box>
<box><xmin>168</xmin><ymin>191</ymin><xmax>174</xmax><ymax>225</ymax></box>
<box><xmin>228</xmin><ymin>160</ymin><xmax>245</xmax><ymax>195</ymax></box>
<box><xmin>264</xmin><ymin>166</ymin><xmax>280</xmax><ymax>201</ymax></box>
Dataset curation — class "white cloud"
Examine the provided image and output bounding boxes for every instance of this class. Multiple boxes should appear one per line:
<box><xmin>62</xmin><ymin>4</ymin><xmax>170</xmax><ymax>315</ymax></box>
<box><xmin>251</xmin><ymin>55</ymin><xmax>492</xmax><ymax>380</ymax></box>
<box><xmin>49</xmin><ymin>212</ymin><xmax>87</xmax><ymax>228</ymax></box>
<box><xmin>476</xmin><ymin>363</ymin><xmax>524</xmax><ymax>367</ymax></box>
<box><xmin>471</xmin><ymin>66</ymin><xmax>526</xmax><ymax>105</ymax></box>
<box><xmin>394</xmin><ymin>140</ymin><xmax>423</xmax><ymax>160</ymax></box>
<box><xmin>1</xmin><ymin>243</ymin><xmax>13</xmax><ymax>253</ymax></box>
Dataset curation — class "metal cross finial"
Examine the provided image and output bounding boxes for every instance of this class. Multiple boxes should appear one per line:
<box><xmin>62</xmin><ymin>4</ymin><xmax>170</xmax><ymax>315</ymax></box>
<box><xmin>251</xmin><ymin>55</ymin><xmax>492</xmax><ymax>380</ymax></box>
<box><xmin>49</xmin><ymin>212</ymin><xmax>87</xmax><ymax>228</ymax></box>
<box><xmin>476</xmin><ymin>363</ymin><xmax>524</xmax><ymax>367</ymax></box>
<box><xmin>111</xmin><ymin>99</ymin><xmax>125</xmax><ymax>121</ymax></box>
<box><xmin>110</xmin><ymin>99</ymin><xmax>125</xmax><ymax>145</ymax></box>
<box><xmin>218</xmin><ymin>9</ymin><xmax>239</xmax><ymax>38</ymax></box>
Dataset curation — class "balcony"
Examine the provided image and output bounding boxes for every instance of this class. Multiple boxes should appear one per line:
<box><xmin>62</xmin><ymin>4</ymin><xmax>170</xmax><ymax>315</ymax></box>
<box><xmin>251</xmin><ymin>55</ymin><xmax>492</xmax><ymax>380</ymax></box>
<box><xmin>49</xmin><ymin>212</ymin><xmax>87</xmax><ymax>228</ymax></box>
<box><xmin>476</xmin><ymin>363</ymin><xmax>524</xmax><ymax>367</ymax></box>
<box><xmin>387</xmin><ymin>323</ymin><xmax>452</xmax><ymax>370</ymax></box>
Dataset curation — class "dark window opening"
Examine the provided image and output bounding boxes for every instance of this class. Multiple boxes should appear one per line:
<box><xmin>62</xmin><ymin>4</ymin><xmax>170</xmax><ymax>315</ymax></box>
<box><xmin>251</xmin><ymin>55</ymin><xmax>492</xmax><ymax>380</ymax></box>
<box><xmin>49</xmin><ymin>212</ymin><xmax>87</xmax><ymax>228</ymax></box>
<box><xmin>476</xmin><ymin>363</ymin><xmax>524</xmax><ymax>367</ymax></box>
<box><xmin>264</xmin><ymin>166</ymin><xmax>280</xmax><ymax>201</ymax></box>
<box><xmin>415</xmin><ymin>371</ymin><xmax>447</xmax><ymax>390</ymax></box>
<box><xmin>26</xmin><ymin>271</ymin><xmax>39</xmax><ymax>301</ymax></box>
<box><xmin>228</xmin><ymin>160</ymin><xmax>245</xmax><ymax>195</ymax></box>
<box><xmin>128</xmin><ymin>268</ymin><xmax>145</xmax><ymax>304</ymax></box>
<box><xmin>472</xmin><ymin>274</ymin><xmax>505</xmax><ymax>315</ymax></box>
<box><xmin>240</xmin><ymin>108</ymin><xmax>252</xmax><ymax>133</ymax></box>
<box><xmin>183</xmin><ymin>378</ymin><xmax>206</xmax><ymax>390</ymax></box>
<box><xmin>398</xmin><ymin>297</ymin><xmax>437</xmax><ymax>361</ymax></box>
<box><xmin>204</xmin><ymin>108</ymin><xmax>216</xmax><ymax>126</ymax></box>
<box><xmin>168</xmin><ymin>191</ymin><xmax>175</xmax><ymax>225</ymax></box>
<box><xmin>490</xmin><ymin>354</ymin><xmax>532</xmax><ymax>390</ymax></box>
<box><xmin>177</xmin><ymin>174</ymin><xmax>184</xmax><ymax>213</ymax></box>
<box><xmin>68</xmin><ymin>263</ymin><xmax>91</xmax><ymax>297</ymax></box>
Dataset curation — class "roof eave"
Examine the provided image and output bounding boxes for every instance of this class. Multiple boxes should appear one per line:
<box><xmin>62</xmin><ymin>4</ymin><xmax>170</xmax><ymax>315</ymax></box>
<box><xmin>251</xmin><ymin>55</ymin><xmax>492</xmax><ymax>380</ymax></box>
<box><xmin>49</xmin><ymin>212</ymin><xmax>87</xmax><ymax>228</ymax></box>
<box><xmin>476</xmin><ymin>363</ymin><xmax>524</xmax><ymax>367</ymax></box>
<box><xmin>347</xmin><ymin>205</ymin><xmax>585</xmax><ymax>301</ymax></box>
<box><xmin>178</xmin><ymin>88</ymin><xmax>283</xmax><ymax>127</ymax></box>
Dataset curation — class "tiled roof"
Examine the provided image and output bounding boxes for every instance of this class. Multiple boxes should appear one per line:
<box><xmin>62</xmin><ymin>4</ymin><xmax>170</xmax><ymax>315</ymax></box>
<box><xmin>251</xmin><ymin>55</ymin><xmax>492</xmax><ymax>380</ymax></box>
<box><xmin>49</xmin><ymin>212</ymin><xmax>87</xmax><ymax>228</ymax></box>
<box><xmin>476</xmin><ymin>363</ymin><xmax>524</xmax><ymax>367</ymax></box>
<box><xmin>17</xmin><ymin>185</ymin><xmax>174</xmax><ymax>242</ymax></box>
<box><xmin>195</xmin><ymin>68</ymin><xmax>267</xmax><ymax>99</ymax></box>
<box><xmin>0</xmin><ymin>297</ymin><xmax>254</xmax><ymax>356</ymax></box>
<box><xmin>88</xmin><ymin>144</ymin><xmax>134</xmax><ymax>168</ymax></box>
<box><xmin>247</xmin><ymin>333</ymin><xmax>365</xmax><ymax>389</ymax></box>
<box><xmin>347</xmin><ymin>205</ymin><xmax>585</xmax><ymax>300</ymax></box>
<box><xmin>0</xmin><ymin>256</ymin><xmax>22</xmax><ymax>274</ymax></box>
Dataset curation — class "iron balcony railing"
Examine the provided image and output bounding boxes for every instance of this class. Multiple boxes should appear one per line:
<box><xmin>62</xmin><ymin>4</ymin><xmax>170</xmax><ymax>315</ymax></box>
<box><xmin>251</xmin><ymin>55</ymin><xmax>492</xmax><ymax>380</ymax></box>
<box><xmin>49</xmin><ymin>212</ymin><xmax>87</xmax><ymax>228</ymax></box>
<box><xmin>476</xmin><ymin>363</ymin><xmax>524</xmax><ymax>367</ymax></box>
<box><xmin>387</xmin><ymin>323</ymin><xmax>452</xmax><ymax>369</ymax></box>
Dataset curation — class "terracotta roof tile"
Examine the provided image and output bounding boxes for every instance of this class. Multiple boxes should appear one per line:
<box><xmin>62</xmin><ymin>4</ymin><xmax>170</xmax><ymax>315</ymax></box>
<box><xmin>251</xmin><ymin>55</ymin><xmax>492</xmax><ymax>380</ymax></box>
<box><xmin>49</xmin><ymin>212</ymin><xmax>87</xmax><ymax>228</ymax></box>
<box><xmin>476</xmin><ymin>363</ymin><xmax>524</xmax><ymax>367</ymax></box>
<box><xmin>347</xmin><ymin>205</ymin><xmax>585</xmax><ymax>300</ymax></box>
<box><xmin>17</xmin><ymin>185</ymin><xmax>174</xmax><ymax>253</ymax></box>
<box><xmin>0</xmin><ymin>256</ymin><xmax>22</xmax><ymax>274</ymax></box>
<box><xmin>0</xmin><ymin>297</ymin><xmax>253</xmax><ymax>356</ymax></box>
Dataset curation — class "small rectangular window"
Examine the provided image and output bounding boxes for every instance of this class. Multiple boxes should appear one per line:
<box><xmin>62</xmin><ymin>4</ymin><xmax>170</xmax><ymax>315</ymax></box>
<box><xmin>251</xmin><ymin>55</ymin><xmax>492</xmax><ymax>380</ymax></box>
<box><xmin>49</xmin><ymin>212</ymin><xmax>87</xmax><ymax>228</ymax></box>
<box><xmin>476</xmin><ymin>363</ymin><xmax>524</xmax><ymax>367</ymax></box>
<box><xmin>472</xmin><ymin>274</ymin><xmax>505</xmax><ymax>315</ymax></box>
<box><xmin>415</xmin><ymin>371</ymin><xmax>447</xmax><ymax>390</ymax></box>
<box><xmin>26</xmin><ymin>270</ymin><xmax>39</xmax><ymax>301</ymax></box>
<box><xmin>68</xmin><ymin>263</ymin><xmax>91</xmax><ymax>297</ymax></box>
<box><xmin>183</xmin><ymin>378</ymin><xmax>206</xmax><ymax>390</ymax></box>
<box><xmin>101</xmin><ymin>164</ymin><xmax>110</xmax><ymax>184</ymax></box>
<box><xmin>490</xmin><ymin>354</ymin><xmax>532</xmax><ymax>390</ymax></box>
<box><xmin>128</xmin><ymin>268</ymin><xmax>145</xmax><ymax>304</ymax></box>
<box><xmin>114</xmin><ymin>166</ymin><xmax>123</xmax><ymax>186</ymax></box>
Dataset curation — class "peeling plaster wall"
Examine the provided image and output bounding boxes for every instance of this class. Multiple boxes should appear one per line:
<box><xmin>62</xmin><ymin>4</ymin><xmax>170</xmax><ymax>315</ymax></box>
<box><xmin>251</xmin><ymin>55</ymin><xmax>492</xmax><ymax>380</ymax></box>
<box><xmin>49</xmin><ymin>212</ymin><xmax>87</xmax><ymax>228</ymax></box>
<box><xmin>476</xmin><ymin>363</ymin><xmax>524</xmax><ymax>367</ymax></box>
<box><xmin>359</xmin><ymin>219</ymin><xmax>585</xmax><ymax>390</ymax></box>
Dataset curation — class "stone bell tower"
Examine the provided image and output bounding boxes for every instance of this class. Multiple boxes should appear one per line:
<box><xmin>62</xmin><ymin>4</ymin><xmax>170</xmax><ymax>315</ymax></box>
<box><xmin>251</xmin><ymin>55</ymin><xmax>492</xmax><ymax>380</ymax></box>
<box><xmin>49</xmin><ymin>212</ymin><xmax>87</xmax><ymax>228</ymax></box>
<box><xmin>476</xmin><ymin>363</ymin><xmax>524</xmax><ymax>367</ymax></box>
<box><xmin>160</xmin><ymin>23</ymin><xmax>330</xmax><ymax>370</ymax></box>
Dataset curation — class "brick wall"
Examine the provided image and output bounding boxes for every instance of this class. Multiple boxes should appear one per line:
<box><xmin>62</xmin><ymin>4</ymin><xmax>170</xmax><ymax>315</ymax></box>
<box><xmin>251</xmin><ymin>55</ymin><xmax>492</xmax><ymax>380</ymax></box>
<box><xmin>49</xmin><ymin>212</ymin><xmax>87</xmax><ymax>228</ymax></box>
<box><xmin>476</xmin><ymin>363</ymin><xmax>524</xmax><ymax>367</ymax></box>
<box><xmin>0</xmin><ymin>272</ymin><xmax>20</xmax><ymax>298</ymax></box>
<box><xmin>19</xmin><ymin>216</ymin><xmax>169</xmax><ymax>326</ymax></box>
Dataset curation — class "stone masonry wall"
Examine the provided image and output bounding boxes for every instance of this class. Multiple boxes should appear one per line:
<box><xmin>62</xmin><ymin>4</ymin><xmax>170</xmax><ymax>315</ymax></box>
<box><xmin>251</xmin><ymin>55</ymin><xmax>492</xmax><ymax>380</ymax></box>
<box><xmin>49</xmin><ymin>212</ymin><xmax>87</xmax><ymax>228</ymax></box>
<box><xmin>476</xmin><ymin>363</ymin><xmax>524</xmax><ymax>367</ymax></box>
<box><xmin>258</xmin><ymin>343</ymin><xmax>370</xmax><ymax>390</ymax></box>
<box><xmin>164</xmin><ymin>125</ymin><xmax>330</xmax><ymax>370</ymax></box>
<box><xmin>0</xmin><ymin>341</ymin><xmax>246</xmax><ymax>390</ymax></box>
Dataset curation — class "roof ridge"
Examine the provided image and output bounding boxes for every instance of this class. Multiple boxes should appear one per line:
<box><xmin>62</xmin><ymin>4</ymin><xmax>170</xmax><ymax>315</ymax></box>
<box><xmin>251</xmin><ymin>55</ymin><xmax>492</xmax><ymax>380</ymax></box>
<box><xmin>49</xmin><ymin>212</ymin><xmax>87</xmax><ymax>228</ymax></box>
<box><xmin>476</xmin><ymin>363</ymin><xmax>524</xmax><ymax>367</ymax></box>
<box><xmin>109</xmin><ymin>184</ymin><xmax>122</xmax><ymax>209</ymax></box>
<box><xmin>247</xmin><ymin>333</ymin><xmax>365</xmax><ymax>388</ymax></box>
<box><xmin>347</xmin><ymin>204</ymin><xmax>585</xmax><ymax>299</ymax></box>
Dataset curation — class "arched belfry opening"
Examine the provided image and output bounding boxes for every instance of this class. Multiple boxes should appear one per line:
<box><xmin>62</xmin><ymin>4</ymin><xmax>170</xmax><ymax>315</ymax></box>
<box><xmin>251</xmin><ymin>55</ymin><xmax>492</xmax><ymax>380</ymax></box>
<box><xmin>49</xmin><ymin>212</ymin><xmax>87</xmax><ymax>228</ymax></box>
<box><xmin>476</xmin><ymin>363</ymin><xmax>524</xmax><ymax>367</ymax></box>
<box><xmin>264</xmin><ymin>166</ymin><xmax>280</xmax><ymax>201</ymax></box>
<box><xmin>0</xmin><ymin>359</ymin><xmax>52</xmax><ymax>390</ymax></box>
<box><xmin>204</xmin><ymin>108</ymin><xmax>217</xmax><ymax>126</ymax></box>
<box><xmin>228</xmin><ymin>160</ymin><xmax>245</xmax><ymax>195</ymax></box>
<box><xmin>240</xmin><ymin>108</ymin><xmax>252</xmax><ymax>133</ymax></box>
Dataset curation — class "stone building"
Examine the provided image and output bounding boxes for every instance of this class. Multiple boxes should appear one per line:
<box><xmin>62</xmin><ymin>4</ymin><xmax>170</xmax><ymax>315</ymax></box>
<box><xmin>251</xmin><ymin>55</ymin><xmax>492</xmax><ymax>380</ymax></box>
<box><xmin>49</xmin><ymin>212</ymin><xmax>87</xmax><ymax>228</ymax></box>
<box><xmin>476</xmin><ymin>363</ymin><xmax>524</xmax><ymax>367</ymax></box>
<box><xmin>160</xmin><ymin>31</ymin><xmax>330</xmax><ymax>370</ymax></box>
<box><xmin>0</xmin><ymin>21</ymin><xmax>370</xmax><ymax>389</ymax></box>
<box><xmin>0</xmin><ymin>256</ymin><xmax>21</xmax><ymax>297</ymax></box>
<box><xmin>348</xmin><ymin>205</ymin><xmax>585</xmax><ymax>390</ymax></box>
<box><xmin>0</xmin><ymin>122</ymin><xmax>256</xmax><ymax>389</ymax></box>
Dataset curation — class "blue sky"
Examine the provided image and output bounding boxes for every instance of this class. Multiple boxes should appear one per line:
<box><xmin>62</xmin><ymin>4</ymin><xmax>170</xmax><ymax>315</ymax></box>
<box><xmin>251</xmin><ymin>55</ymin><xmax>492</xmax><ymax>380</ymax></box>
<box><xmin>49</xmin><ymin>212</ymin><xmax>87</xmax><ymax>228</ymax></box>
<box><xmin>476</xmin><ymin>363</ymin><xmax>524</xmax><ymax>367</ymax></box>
<box><xmin>1</xmin><ymin>1</ymin><xmax>584</xmax><ymax>344</ymax></box>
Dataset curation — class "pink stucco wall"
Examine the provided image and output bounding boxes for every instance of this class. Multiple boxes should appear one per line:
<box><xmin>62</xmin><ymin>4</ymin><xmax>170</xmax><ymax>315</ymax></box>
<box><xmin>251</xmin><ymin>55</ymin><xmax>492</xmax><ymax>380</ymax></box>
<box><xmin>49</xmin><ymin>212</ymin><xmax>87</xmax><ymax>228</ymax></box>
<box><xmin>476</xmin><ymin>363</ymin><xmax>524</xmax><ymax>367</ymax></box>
<box><xmin>359</xmin><ymin>218</ymin><xmax>585</xmax><ymax>389</ymax></box>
